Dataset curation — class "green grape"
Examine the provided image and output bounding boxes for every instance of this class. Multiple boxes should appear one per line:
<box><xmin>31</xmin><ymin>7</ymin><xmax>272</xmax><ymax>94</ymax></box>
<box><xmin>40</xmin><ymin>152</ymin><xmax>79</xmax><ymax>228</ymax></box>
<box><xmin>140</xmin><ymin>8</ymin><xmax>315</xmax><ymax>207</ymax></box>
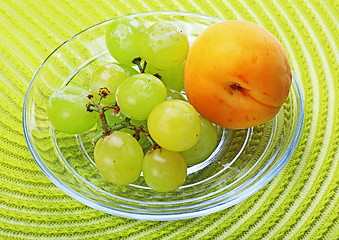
<box><xmin>141</xmin><ymin>22</ymin><xmax>189</xmax><ymax>71</ymax></box>
<box><xmin>90</xmin><ymin>63</ymin><xmax>128</xmax><ymax>105</ymax></box>
<box><xmin>115</xmin><ymin>63</ymin><xmax>139</xmax><ymax>77</ymax></box>
<box><xmin>181</xmin><ymin>117</ymin><xmax>218</xmax><ymax>166</ymax></box>
<box><xmin>94</xmin><ymin>131</ymin><xmax>144</xmax><ymax>185</ymax></box>
<box><xmin>146</xmin><ymin>63</ymin><xmax>184</xmax><ymax>91</ymax></box>
<box><xmin>130</xmin><ymin>119</ymin><xmax>147</xmax><ymax>126</ymax></box>
<box><xmin>106</xmin><ymin>16</ymin><xmax>145</xmax><ymax>65</ymax></box>
<box><xmin>147</xmin><ymin>100</ymin><xmax>201</xmax><ymax>151</ymax></box>
<box><xmin>47</xmin><ymin>85</ymin><xmax>98</xmax><ymax>134</ymax></box>
<box><xmin>104</xmin><ymin>108</ymin><xmax>126</xmax><ymax>126</ymax></box>
<box><xmin>166</xmin><ymin>87</ymin><xmax>186</xmax><ymax>101</ymax></box>
<box><xmin>116</xmin><ymin>73</ymin><xmax>167</xmax><ymax>120</ymax></box>
<box><xmin>143</xmin><ymin>148</ymin><xmax>187</xmax><ymax>192</ymax></box>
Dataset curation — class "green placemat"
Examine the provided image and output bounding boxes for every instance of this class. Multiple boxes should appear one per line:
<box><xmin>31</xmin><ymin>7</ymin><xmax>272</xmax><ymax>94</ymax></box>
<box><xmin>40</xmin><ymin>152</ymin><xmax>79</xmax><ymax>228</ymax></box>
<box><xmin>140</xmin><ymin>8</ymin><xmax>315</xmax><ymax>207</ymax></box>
<box><xmin>1</xmin><ymin>0</ymin><xmax>338</xmax><ymax>239</ymax></box>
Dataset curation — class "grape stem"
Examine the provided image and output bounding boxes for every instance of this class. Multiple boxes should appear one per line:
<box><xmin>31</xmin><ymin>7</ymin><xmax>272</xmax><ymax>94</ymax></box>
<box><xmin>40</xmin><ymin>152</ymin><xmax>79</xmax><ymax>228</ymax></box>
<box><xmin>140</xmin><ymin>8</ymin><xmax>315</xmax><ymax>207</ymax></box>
<box><xmin>86</xmin><ymin>104</ymin><xmax>98</xmax><ymax>112</ymax></box>
<box><xmin>129</xmin><ymin>125</ymin><xmax>159</xmax><ymax>149</ymax></box>
<box><xmin>132</xmin><ymin>57</ymin><xmax>147</xmax><ymax>73</ymax></box>
<box><xmin>87</xmin><ymin>94</ymin><xmax>113</xmax><ymax>136</ymax></box>
<box><xmin>92</xmin><ymin>118</ymin><xmax>131</xmax><ymax>144</ymax></box>
<box><xmin>87</xmin><ymin>89</ymin><xmax>159</xmax><ymax>149</ymax></box>
<box><xmin>99</xmin><ymin>106</ymin><xmax>111</xmax><ymax>136</ymax></box>
<box><xmin>104</xmin><ymin>105</ymin><xmax>120</xmax><ymax>114</ymax></box>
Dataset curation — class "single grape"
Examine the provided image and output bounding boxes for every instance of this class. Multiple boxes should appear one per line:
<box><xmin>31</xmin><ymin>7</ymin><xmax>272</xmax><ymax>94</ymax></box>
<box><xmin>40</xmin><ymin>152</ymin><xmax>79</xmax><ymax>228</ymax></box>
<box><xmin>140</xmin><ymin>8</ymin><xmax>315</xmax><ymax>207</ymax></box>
<box><xmin>90</xmin><ymin>63</ymin><xmax>128</xmax><ymax>105</ymax></box>
<box><xmin>147</xmin><ymin>100</ymin><xmax>201</xmax><ymax>151</ymax></box>
<box><xmin>143</xmin><ymin>148</ymin><xmax>187</xmax><ymax>192</ymax></box>
<box><xmin>141</xmin><ymin>22</ymin><xmax>189</xmax><ymax>70</ymax></box>
<box><xmin>115</xmin><ymin>63</ymin><xmax>139</xmax><ymax>77</ymax></box>
<box><xmin>181</xmin><ymin>117</ymin><xmax>218</xmax><ymax>166</ymax></box>
<box><xmin>106</xmin><ymin>16</ymin><xmax>145</xmax><ymax>65</ymax></box>
<box><xmin>47</xmin><ymin>85</ymin><xmax>98</xmax><ymax>134</ymax></box>
<box><xmin>94</xmin><ymin>131</ymin><xmax>144</xmax><ymax>185</ymax></box>
<box><xmin>146</xmin><ymin>63</ymin><xmax>184</xmax><ymax>91</ymax></box>
<box><xmin>116</xmin><ymin>73</ymin><xmax>167</xmax><ymax>120</ymax></box>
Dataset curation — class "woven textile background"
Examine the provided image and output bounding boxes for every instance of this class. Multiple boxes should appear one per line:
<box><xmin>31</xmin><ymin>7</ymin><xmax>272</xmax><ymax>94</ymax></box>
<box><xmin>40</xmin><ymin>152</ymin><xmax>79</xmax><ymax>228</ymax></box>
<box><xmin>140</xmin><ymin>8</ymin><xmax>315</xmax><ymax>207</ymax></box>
<box><xmin>1</xmin><ymin>0</ymin><xmax>338</xmax><ymax>239</ymax></box>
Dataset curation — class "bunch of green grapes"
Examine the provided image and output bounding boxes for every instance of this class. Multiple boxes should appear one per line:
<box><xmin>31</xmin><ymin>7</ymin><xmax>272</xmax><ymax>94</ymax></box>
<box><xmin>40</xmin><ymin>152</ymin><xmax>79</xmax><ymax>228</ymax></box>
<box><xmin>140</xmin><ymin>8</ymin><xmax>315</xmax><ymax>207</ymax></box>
<box><xmin>47</xmin><ymin>17</ymin><xmax>219</xmax><ymax>192</ymax></box>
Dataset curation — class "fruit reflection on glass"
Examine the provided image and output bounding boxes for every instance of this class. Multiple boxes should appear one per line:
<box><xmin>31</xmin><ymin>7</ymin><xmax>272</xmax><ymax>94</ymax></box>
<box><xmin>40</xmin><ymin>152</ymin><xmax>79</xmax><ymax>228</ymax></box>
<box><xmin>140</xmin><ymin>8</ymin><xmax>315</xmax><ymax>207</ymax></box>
<box><xmin>47</xmin><ymin>16</ymin><xmax>292</xmax><ymax>192</ymax></box>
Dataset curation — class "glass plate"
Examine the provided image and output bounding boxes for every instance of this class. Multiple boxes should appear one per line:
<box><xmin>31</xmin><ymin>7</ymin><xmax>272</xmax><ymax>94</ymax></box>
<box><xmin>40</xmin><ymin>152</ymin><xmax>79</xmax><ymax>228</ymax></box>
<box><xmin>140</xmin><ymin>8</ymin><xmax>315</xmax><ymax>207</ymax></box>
<box><xmin>23</xmin><ymin>11</ymin><xmax>304</xmax><ymax>221</ymax></box>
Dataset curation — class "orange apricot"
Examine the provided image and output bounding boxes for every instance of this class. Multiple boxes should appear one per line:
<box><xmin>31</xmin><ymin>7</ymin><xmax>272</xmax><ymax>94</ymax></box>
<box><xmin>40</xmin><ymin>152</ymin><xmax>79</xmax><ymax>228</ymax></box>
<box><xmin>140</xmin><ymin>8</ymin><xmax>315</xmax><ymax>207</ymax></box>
<box><xmin>184</xmin><ymin>20</ymin><xmax>292</xmax><ymax>129</ymax></box>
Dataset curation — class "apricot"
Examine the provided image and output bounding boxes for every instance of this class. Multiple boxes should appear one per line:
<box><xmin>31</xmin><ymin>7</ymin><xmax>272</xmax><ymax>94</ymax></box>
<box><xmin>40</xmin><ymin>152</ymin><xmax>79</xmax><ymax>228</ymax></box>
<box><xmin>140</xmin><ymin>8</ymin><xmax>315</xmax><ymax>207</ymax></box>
<box><xmin>184</xmin><ymin>20</ymin><xmax>292</xmax><ymax>129</ymax></box>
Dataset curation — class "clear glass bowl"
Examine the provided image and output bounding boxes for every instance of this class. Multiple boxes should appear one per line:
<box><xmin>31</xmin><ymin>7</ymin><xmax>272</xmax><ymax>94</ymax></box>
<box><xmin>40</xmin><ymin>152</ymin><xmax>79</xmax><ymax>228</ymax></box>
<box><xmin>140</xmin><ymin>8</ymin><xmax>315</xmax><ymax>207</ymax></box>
<box><xmin>23</xmin><ymin>11</ymin><xmax>304</xmax><ymax>221</ymax></box>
